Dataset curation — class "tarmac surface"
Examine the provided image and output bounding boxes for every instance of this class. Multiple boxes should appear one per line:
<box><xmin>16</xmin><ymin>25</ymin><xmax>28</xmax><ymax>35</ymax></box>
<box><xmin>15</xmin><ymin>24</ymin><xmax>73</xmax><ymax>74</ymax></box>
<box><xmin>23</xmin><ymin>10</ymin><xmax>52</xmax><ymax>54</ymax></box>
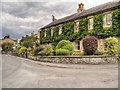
<box><xmin>2</xmin><ymin>54</ymin><xmax>118</xmax><ymax>88</ymax></box>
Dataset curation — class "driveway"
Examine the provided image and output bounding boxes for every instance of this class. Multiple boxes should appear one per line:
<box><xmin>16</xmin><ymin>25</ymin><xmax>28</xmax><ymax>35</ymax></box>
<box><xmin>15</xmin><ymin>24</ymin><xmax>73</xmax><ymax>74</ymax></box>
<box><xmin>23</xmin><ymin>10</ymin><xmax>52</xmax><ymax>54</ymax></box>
<box><xmin>2</xmin><ymin>54</ymin><xmax>118</xmax><ymax>88</ymax></box>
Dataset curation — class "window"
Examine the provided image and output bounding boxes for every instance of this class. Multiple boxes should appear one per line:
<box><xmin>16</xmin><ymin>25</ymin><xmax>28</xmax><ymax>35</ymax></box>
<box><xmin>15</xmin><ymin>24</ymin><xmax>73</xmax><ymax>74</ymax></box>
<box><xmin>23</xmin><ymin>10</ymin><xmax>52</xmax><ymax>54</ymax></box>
<box><xmin>88</xmin><ymin>18</ymin><xmax>93</xmax><ymax>30</ymax></box>
<box><xmin>44</xmin><ymin>30</ymin><xmax>46</xmax><ymax>37</ymax></box>
<box><xmin>74</xmin><ymin>21</ymin><xmax>79</xmax><ymax>32</ymax></box>
<box><xmin>75</xmin><ymin>41</ymin><xmax>80</xmax><ymax>50</ymax></box>
<box><xmin>104</xmin><ymin>13</ymin><xmax>112</xmax><ymax>27</ymax></box>
<box><xmin>51</xmin><ymin>28</ymin><xmax>53</xmax><ymax>36</ymax></box>
<box><xmin>59</xmin><ymin>25</ymin><xmax>62</xmax><ymax>35</ymax></box>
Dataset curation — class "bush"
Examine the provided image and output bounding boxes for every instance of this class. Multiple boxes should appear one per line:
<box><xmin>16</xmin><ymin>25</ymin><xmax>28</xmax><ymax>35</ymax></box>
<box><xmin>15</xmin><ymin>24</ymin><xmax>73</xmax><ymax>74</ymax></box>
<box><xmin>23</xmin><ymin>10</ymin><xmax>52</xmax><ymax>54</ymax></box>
<box><xmin>104</xmin><ymin>37</ymin><xmax>118</xmax><ymax>55</ymax></box>
<box><xmin>56</xmin><ymin>49</ymin><xmax>70</xmax><ymax>55</ymax></box>
<box><xmin>18</xmin><ymin>47</ymin><xmax>27</xmax><ymax>54</ymax></box>
<box><xmin>39</xmin><ymin>45</ymin><xmax>53</xmax><ymax>56</ymax></box>
<box><xmin>94</xmin><ymin>50</ymin><xmax>104</xmax><ymax>55</ymax></box>
<box><xmin>72</xmin><ymin>51</ymin><xmax>81</xmax><ymax>56</ymax></box>
<box><xmin>79</xmin><ymin>51</ymin><xmax>86</xmax><ymax>56</ymax></box>
<box><xmin>83</xmin><ymin>36</ymin><xmax>98</xmax><ymax>55</ymax></box>
<box><xmin>33</xmin><ymin>45</ymin><xmax>44</xmax><ymax>56</ymax></box>
<box><xmin>2</xmin><ymin>43</ymin><xmax>14</xmax><ymax>53</ymax></box>
<box><xmin>56</xmin><ymin>40</ymin><xmax>73</xmax><ymax>55</ymax></box>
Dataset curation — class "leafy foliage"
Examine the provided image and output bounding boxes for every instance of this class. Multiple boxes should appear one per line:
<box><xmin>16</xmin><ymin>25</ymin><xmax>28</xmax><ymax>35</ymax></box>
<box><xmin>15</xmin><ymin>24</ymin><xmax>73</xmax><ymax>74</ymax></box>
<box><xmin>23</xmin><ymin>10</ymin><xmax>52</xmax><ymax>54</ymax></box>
<box><xmin>20</xmin><ymin>35</ymin><xmax>37</xmax><ymax>48</ymax></box>
<box><xmin>2</xmin><ymin>43</ymin><xmax>14</xmax><ymax>53</ymax></box>
<box><xmin>104</xmin><ymin>37</ymin><xmax>118</xmax><ymax>55</ymax></box>
<box><xmin>18</xmin><ymin>47</ymin><xmax>27</xmax><ymax>54</ymax></box>
<box><xmin>112</xmin><ymin>9</ymin><xmax>120</xmax><ymax>36</ymax></box>
<box><xmin>33</xmin><ymin>45</ymin><xmax>44</xmax><ymax>56</ymax></box>
<box><xmin>94</xmin><ymin>50</ymin><xmax>104</xmax><ymax>55</ymax></box>
<box><xmin>40</xmin><ymin>9</ymin><xmax>120</xmax><ymax>54</ymax></box>
<box><xmin>56</xmin><ymin>49</ymin><xmax>70</xmax><ymax>55</ymax></box>
<box><xmin>39</xmin><ymin>45</ymin><xmax>53</xmax><ymax>56</ymax></box>
<box><xmin>83</xmin><ymin>36</ymin><xmax>98</xmax><ymax>55</ymax></box>
<box><xmin>56</xmin><ymin>40</ymin><xmax>73</xmax><ymax>55</ymax></box>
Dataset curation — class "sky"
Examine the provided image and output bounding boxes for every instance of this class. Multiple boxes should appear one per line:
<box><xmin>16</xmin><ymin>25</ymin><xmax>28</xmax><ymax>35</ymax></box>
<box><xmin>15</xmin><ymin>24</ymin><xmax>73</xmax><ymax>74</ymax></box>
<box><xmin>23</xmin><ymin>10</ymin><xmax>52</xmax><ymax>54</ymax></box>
<box><xmin>0</xmin><ymin>0</ymin><xmax>115</xmax><ymax>40</ymax></box>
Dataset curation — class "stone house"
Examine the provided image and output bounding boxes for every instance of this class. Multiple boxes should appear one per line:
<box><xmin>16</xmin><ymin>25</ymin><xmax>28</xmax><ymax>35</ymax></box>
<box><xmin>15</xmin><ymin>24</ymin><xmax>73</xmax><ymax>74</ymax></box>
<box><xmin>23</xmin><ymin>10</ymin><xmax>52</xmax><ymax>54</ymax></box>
<box><xmin>39</xmin><ymin>1</ymin><xmax>120</xmax><ymax>52</ymax></box>
<box><xmin>0</xmin><ymin>35</ymin><xmax>17</xmax><ymax>46</ymax></box>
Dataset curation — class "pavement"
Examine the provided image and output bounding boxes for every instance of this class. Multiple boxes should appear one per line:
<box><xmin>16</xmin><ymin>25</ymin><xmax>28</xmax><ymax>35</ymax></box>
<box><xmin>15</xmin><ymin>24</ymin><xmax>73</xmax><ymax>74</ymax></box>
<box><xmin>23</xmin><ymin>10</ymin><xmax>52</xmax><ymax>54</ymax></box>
<box><xmin>1</xmin><ymin>54</ymin><xmax>118</xmax><ymax>88</ymax></box>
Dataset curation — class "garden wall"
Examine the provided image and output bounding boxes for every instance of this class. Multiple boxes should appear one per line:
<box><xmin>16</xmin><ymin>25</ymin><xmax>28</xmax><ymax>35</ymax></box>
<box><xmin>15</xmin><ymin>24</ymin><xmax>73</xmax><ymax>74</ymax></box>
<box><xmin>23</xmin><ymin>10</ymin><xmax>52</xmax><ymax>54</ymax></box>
<box><xmin>28</xmin><ymin>55</ymin><xmax>119</xmax><ymax>64</ymax></box>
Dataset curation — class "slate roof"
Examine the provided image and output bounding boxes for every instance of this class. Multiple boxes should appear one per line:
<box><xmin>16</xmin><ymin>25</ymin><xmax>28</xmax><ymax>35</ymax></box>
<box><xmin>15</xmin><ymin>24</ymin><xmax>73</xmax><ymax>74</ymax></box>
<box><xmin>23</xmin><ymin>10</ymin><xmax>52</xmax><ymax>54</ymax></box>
<box><xmin>41</xmin><ymin>1</ymin><xmax>120</xmax><ymax>29</ymax></box>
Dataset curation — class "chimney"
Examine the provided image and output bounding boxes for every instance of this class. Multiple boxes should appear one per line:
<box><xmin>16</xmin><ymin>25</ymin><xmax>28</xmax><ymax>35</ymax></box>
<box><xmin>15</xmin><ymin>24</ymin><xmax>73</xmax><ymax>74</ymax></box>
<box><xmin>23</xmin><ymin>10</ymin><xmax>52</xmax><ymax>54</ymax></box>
<box><xmin>77</xmin><ymin>3</ymin><xmax>84</xmax><ymax>13</ymax></box>
<box><xmin>52</xmin><ymin>15</ymin><xmax>57</xmax><ymax>22</ymax></box>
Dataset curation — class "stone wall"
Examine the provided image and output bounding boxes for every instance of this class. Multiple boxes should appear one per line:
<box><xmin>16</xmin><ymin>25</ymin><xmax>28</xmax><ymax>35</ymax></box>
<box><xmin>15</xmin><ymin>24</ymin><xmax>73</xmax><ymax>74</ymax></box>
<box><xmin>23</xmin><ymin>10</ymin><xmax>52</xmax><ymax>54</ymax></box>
<box><xmin>28</xmin><ymin>55</ymin><xmax>119</xmax><ymax>64</ymax></box>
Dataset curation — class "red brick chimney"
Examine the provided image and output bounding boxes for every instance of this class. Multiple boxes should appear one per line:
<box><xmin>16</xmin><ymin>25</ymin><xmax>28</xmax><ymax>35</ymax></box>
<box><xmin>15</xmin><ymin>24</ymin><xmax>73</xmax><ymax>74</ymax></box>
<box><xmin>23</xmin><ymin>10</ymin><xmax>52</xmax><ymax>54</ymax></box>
<box><xmin>77</xmin><ymin>3</ymin><xmax>84</xmax><ymax>13</ymax></box>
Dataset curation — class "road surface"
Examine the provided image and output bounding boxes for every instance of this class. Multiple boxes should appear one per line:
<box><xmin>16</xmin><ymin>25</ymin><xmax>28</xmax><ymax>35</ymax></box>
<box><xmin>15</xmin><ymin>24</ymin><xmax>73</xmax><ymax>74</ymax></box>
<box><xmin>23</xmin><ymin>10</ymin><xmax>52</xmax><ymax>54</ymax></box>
<box><xmin>2</xmin><ymin>54</ymin><xmax>118</xmax><ymax>88</ymax></box>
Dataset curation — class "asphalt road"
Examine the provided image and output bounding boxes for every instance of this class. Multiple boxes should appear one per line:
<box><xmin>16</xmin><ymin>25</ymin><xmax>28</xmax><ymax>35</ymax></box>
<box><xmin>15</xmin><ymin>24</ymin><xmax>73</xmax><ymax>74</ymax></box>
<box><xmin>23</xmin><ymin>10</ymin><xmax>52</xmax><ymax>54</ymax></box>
<box><xmin>2</xmin><ymin>54</ymin><xmax>118</xmax><ymax>88</ymax></box>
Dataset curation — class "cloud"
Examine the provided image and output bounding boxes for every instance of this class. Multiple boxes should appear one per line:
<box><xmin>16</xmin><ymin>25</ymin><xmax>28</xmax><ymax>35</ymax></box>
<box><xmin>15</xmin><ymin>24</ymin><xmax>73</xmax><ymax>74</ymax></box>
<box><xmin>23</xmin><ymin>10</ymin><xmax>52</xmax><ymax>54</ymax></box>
<box><xmin>1</xmin><ymin>0</ymin><xmax>113</xmax><ymax>39</ymax></box>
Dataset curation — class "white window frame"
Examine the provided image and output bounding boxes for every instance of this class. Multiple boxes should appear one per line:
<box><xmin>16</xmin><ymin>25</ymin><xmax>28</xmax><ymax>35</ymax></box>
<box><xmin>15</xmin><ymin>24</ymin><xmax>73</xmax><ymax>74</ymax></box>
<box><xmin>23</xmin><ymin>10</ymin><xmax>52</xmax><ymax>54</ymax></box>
<box><xmin>59</xmin><ymin>25</ymin><xmax>62</xmax><ymax>35</ymax></box>
<box><xmin>74</xmin><ymin>21</ymin><xmax>79</xmax><ymax>32</ymax></box>
<box><xmin>51</xmin><ymin>28</ymin><xmax>53</xmax><ymax>36</ymax></box>
<box><xmin>74</xmin><ymin>41</ymin><xmax>80</xmax><ymax>51</ymax></box>
<box><xmin>44</xmin><ymin>30</ymin><xmax>46</xmax><ymax>37</ymax></box>
<box><xmin>103</xmin><ymin>12</ymin><xmax>112</xmax><ymax>27</ymax></box>
<box><xmin>88</xmin><ymin>18</ymin><xmax>93</xmax><ymax>30</ymax></box>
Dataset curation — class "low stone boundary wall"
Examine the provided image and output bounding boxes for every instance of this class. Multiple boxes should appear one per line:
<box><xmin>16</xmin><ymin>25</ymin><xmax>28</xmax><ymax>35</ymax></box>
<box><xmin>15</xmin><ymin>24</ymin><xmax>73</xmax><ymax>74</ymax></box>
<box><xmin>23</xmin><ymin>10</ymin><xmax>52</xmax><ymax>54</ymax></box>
<box><xmin>28</xmin><ymin>55</ymin><xmax>119</xmax><ymax>64</ymax></box>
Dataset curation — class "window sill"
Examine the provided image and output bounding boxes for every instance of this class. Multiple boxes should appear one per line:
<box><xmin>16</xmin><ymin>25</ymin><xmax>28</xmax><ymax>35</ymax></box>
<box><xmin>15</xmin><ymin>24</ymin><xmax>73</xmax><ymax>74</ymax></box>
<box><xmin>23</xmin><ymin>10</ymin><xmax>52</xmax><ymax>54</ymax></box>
<box><xmin>103</xmin><ymin>25</ymin><xmax>112</xmax><ymax>28</ymax></box>
<box><xmin>74</xmin><ymin>50</ymin><xmax>80</xmax><ymax>51</ymax></box>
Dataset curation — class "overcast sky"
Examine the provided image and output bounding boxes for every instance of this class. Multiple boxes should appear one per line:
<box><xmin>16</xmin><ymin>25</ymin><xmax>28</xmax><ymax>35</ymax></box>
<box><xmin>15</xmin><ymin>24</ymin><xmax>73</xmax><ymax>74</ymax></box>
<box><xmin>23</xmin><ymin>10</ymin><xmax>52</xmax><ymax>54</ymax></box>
<box><xmin>0</xmin><ymin>0</ymin><xmax>114</xmax><ymax>40</ymax></box>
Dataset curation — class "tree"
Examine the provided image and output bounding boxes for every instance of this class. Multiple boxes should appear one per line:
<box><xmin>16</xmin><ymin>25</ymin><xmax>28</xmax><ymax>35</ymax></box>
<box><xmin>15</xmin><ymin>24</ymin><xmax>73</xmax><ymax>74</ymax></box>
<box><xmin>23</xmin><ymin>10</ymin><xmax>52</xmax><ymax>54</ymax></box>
<box><xmin>20</xmin><ymin>35</ymin><xmax>37</xmax><ymax>48</ymax></box>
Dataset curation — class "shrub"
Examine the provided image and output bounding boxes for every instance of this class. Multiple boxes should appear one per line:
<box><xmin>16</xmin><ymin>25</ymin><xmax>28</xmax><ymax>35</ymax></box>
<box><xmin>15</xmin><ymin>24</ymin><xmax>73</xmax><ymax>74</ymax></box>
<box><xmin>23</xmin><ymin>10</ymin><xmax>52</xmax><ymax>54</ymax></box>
<box><xmin>56</xmin><ymin>40</ymin><xmax>73</xmax><ymax>55</ymax></box>
<box><xmin>94</xmin><ymin>50</ymin><xmax>104</xmax><ymax>55</ymax></box>
<box><xmin>56</xmin><ymin>49</ymin><xmax>70</xmax><ymax>55</ymax></box>
<box><xmin>79</xmin><ymin>51</ymin><xmax>86</xmax><ymax>56</ymax></box>
<box><xmin>83</xmin><ymin>36</ymin><xmax>98</xmax><ymax>55</ymax></box>
<box><xmin>18</xmin><ymin>47</ymin><xmax>27</xmax><ymax>54</ymax></box>
<box><xmin>39</xmin><ymin>45</ymin><xmax>53</xmax><ymax>56</ymax></box>
<box><xmin>33</xmin><ymin>45</ymin><xmax>44</xmax><ymax>56</ymax></box>
<box><xmin>104</xmin><ymin>37</ymin><xmax>118</xmax><ymax>55</ymax></box>
<box><xmin>72</xmin><ymin>51</ymin><xmax>81</xmax><ymax>56</ymax></box>
<box><xmin>2</xmin><ymin>43</ymin><xmax>14</xmax><ymax>53</ymax></box>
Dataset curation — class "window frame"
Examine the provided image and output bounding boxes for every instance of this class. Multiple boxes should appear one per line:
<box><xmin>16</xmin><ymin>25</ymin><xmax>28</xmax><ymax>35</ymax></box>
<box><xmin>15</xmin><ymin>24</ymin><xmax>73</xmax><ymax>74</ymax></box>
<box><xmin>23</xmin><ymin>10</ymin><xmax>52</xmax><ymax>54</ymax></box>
<box><xmin>88</xmin><ymin>17</ymin><xmax>93</xmax><ymax>30</ymax></box>
<box><xmin>74</xmin><ymin>41</ymin><xmax>80</xmax><ymax>51</ymax></box>
<box><xmin>103</xmin><ymin>12</ymin><xmax>112</xmax><ymax>27</ymax></box>
<box><xmin>59</xmin><ymin>25</ymin><xmax>62</xmax><ymax>35</ymax></box>
<box><xmin>74</xmin><ymin>20</ymin><xmax>79</xmax><ymax>32</ymax></box>
<box><xmin>44</xmin><ymin>29</ymin><xmax>47</xmax><ymax>37</ymax></box>
<box><xmin>51</xmin><ymin>27</ymin><xmax>53</xmax><ymax>36</ymax></box>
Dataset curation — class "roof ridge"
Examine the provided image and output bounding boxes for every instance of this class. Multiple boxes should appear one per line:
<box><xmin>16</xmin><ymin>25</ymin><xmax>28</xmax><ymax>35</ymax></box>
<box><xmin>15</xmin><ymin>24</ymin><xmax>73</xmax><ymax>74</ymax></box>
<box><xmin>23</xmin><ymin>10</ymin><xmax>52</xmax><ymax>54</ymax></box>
<box><xmin>41</xmin><ymin>1</ymin><xmax>119</xmax><ymax>29</ymax></box>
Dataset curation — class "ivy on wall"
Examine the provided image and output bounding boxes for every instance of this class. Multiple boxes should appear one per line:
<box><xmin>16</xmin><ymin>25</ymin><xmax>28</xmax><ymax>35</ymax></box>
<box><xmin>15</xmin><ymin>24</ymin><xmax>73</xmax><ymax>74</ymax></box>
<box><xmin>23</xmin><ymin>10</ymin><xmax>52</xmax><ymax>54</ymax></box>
<box><xmin>62</xmin><ymin>22</ymin><xmax>74</xmax><ymax>41</ymax></box>
<box><xmin>112</xmin><ymin>8</ymin><xmax>120</xmax><ymax>36</ymax></box>
<box><xmin>79</xmin><ymin>18</ymin><xmax>88</xmax><ymax>38</ymax></box>
<box><xmin>91</xmin><ymin>8</ymin><xmax>120</xmax><ymax>38</ymax></box>
<box><xmin>40</xmin><ymin>8</ymin><xmax>120</xmax><ymax>47</ymax></box>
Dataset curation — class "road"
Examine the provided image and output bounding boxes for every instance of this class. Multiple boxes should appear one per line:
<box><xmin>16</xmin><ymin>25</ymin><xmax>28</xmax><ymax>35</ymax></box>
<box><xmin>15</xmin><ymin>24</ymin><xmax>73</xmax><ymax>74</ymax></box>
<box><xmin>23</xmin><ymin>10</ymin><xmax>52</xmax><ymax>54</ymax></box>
<box><xmin>2</xmin><ymin>54</ymin><xmax>118</xmax><ymax>88</ymax></box>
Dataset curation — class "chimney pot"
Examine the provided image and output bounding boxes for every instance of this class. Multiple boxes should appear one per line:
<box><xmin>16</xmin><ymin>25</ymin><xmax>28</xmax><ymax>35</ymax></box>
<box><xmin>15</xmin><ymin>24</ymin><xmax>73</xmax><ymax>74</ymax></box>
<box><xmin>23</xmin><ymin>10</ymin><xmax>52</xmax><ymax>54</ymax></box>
<box><xmin>52</xmin><ymin>15</ymin><xmax>57</xmax><ymax>22</ymax></box>
<box><xmin>77</xmin><ymin>3</ymin><xmax>84</xmax><ymax>13</ymax></box>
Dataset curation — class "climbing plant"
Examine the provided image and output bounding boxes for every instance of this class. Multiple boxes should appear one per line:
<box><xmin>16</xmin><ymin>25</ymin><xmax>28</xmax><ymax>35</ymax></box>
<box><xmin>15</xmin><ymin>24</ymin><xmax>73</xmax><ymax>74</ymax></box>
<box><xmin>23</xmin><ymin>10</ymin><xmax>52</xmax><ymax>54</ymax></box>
<box><xmin>40</xmin><ymin>8</ymin><xmax>120</xmax><ymax>47</ymax></box>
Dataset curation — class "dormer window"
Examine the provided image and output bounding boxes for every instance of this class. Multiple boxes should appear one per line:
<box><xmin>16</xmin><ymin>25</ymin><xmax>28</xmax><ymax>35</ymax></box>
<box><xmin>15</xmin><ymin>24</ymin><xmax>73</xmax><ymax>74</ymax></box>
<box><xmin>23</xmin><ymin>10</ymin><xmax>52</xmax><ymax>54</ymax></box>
<box><xmin>59</xmin><ymin>25</ymin><xmax>62</xmax><ymax>35</ymax></box>
<box><xmin>74</xmin><ymin>21</ymin><xmax>79</xmax><ymax>32</ymax></box>
<box><xmin>103</xmin><ymin>13</ymin><xmax>112</xmax><ymax>27</ymax></box>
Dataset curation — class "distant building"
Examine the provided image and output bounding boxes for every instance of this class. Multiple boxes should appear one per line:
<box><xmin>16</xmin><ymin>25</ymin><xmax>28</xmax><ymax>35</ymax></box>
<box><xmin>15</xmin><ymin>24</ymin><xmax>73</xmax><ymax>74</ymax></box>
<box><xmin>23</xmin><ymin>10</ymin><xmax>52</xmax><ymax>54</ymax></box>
<box><xmin>0</xmin><ymin>35</ymin><xmax>17</xmax><ymax>46</ymax></box>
